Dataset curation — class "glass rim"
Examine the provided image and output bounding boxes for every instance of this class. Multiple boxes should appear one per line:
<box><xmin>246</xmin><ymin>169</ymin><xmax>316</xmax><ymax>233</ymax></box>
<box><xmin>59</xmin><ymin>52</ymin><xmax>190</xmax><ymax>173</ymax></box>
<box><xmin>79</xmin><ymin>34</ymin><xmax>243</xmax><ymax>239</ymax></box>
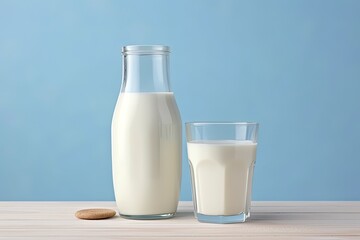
<box><xmin>185</xmin><ymin>121</ymin><xmax>259</xmax><ymax>126</ymax></box>
<box><xmin>122</xmin><ymin>45</ymin><xmax>170</xmax><ymax>55</ymax></box>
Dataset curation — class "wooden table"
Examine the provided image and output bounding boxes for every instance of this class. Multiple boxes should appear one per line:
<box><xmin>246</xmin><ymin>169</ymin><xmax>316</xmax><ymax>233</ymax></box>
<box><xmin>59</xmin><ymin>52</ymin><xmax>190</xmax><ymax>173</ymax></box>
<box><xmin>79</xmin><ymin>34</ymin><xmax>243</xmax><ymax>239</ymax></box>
<box><xmin>1</xmin><ymin>201</ymin><xmax>359</xmax><ymax>239</ymax></box>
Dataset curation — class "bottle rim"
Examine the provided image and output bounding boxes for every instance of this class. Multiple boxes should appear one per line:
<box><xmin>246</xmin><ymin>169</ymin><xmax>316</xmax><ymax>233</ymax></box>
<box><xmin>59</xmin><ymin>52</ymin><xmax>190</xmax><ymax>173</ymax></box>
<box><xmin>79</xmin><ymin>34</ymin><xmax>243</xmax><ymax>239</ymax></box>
<box><xmin>122</xmin><ymin>45</ymin><xmax>170</xmax><ymax>55</ymax></box>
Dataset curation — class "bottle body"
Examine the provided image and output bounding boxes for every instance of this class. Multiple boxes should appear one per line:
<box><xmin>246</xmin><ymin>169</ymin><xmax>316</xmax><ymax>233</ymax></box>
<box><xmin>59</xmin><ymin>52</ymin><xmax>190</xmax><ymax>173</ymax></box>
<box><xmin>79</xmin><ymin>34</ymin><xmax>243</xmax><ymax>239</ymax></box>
<box><xmin>111</xmin><ymin>46</ymin><xmax>182</xmax><ymax>219</ymax></box>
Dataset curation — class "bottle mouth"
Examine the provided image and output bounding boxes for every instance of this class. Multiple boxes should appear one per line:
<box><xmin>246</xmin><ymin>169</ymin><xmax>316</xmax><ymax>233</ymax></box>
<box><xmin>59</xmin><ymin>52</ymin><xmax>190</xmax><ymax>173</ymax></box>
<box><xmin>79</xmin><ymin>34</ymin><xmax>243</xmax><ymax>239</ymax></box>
<box><xmin>122</xmin><ymin>45</ymin><xmax>170</xmax><ymax>55</ymax></box>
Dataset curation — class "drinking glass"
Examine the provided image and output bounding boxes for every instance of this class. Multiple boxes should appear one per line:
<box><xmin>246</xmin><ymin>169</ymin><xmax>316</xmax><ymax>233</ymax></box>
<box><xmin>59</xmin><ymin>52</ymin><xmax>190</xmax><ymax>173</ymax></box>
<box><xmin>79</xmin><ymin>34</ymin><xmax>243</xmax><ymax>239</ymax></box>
<box><xmin>186</xmin><ymin>122</ymin><xmax>259</xmax><ymax>223</ymax></box>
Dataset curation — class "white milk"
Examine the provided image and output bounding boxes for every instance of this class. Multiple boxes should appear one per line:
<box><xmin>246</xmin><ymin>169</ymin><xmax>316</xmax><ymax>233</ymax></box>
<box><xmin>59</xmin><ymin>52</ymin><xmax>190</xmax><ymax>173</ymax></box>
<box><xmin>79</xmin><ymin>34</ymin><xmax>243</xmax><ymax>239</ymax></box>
<box><xmin>187</xmin><ymin>140</ymin><xmax>257</xmax><ymax>216</ymax></box>
<box><xmin>112</xmin><ymin>92</ymin><xmax>182</xmax><ymax>216</ymax></box>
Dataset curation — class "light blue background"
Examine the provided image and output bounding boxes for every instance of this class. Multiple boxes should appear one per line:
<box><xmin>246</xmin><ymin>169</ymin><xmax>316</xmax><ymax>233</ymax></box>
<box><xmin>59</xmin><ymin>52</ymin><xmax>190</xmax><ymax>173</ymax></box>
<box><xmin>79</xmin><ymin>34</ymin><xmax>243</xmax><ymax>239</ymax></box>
<box><xmin>1</xmin><ymin>0</ymin><xmax>360</xmax><ymax>201</ymax></box>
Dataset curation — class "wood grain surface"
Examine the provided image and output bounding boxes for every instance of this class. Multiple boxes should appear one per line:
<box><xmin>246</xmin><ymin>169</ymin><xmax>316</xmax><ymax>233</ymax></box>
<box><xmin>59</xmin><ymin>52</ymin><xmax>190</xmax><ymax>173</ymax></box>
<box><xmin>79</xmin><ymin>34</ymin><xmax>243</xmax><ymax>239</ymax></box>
<box><xmin>1</xmin><ymin>201</ymin><xmax>359</xmax><ymax>239</ymax></box>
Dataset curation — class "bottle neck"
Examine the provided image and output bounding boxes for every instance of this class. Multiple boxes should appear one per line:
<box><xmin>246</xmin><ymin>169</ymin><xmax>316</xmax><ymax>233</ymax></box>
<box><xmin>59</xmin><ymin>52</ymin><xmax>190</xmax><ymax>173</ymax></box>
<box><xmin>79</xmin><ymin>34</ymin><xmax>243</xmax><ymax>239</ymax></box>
<box><xmin>121</xmin><ymin>53</ymin><xmax>171</xmax><ymax>93</ymax></box>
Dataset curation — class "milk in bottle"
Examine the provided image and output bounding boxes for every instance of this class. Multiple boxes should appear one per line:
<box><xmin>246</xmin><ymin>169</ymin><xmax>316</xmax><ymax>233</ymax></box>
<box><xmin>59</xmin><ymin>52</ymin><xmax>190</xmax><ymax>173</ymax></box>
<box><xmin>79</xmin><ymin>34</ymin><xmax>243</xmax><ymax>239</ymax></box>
<box><xmin>112</xmin><ymin>45</ymin><xmax>182</xmax><ymax>219</ymax></box>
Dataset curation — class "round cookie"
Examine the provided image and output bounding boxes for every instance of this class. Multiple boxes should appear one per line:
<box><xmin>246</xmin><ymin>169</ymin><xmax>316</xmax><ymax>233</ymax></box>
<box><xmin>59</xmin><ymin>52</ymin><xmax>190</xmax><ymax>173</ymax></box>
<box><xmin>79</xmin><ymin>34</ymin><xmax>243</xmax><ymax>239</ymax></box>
<box><xmin>75</xmin><ymin>208</ymin><xmax>116</xmax><ymax>220</ymax></box>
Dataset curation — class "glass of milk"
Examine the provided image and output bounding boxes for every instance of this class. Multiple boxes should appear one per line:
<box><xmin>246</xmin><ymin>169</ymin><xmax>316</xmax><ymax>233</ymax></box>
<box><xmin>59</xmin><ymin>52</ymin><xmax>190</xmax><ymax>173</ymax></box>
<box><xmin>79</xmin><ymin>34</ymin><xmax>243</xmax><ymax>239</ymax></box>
<box><xmin>186</xmin><ymin>122</ymin><xmax>259</xmax><ymax>224</ymax></box>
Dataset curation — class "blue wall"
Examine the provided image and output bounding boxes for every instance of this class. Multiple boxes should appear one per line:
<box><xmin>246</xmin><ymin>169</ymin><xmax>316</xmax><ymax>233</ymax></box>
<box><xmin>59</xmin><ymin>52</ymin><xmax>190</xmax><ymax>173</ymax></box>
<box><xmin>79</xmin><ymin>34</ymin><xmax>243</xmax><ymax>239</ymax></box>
<box><xmin>1</xmin><ymin>0</ymin><xmax>360</xmax><ymax>201</ymax></box>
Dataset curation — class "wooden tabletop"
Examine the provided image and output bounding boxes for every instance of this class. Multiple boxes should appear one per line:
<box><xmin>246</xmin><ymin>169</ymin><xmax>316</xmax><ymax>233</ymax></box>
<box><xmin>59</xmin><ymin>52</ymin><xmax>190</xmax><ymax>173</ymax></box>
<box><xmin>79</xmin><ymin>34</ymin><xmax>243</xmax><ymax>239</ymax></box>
<box><xmin>1</xmin><ymin>201</ymin><xmax>359</xmax><ymax>239</ymax></box>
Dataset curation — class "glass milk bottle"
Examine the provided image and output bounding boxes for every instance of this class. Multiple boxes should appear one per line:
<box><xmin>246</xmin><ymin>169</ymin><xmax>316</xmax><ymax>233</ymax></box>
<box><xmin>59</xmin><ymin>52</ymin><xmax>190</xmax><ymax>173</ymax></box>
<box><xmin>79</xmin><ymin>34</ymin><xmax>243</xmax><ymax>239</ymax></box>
<box><xmin>112</xmin><ymin>45</ymin><xmax>182</xmax><ymax>219</ymax></box>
